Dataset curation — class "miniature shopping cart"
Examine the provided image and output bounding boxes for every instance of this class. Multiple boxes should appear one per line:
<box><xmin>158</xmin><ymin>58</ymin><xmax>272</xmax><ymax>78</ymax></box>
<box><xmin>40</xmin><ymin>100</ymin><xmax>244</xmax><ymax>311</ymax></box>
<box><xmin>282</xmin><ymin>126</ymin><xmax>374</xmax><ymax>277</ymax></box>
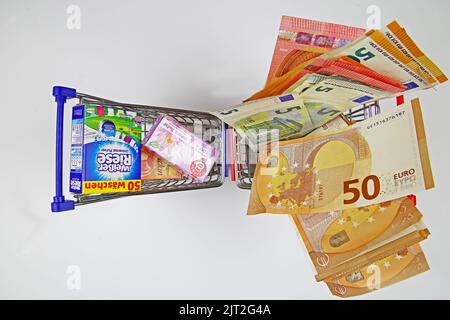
<box><xmin>50</xmin><ymin>86</ymin><xmax>381</xmax><ymax>212</ymax></box>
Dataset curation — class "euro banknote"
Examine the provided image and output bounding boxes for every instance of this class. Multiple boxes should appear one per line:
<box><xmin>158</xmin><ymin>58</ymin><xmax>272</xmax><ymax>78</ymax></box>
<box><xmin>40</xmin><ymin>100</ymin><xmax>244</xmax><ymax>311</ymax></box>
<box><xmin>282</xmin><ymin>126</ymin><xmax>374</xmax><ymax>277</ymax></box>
<box><xmin>382</xmin><ymin>21</ymin><xmax>447</xmax><ymax>84</ymax></box>
<box><xmin>291</xmin><ymin>196</ymin><xmax>423</xmax><ymax>279</ymax></box>
<box><xmin>266</xmin><ymin>16</ymin><xmax>365</xmax><ymax>84</ymax></box>
<box><xmin>212</xmin><ymin>84</ymin><xmax>390</xmax><ymax>147</ymax></box>
<box><xmin>318</xmin><ymin>29</ymin><xmax>436</xmax><ymax>90</ymax></box>
<box><xmin>249</xmin><ymin>21</ymin><xmax>446</xmax><ymax>101</ymax></box>
<box><xmin>317</xmin><ymin>222</ymin><xmax>429</xmax><ymax>282</ymax></box>
<box><xmin>230</xmin><ymin>106</ymin><xmax>351</xmax><ymax>181</ymax></box>
<box><xmin>307</xmin><ymin>113</ymin><xmax>350</xmax><ymax>136</ymax></box>
<box><xmin>247</xmin><ymin>98</ymin><xmax>434</xmax><ymax>215</ymax></box>
<box><xmin>285</xmin><ymin>57</ymin><xmax>406</xmax><ymax>94</ymax></box>
<box><xmin>289</xmin><ymin>74</ymin><xmax>390</xmax><ymax>107</ymax></box>
<box><xmin>211</xmin><ymin>93</ymin><xmax>348</xmax><ymax>146</ymax></box>
<box><xmin>325</xmin><ymin>243</ymin><xmax>429</xmax><ymax>298</ymax></box>
<box><xmin>268</xmin><ymin>23</ymin><xmax>438</xmax><ymax>99</ymax></box>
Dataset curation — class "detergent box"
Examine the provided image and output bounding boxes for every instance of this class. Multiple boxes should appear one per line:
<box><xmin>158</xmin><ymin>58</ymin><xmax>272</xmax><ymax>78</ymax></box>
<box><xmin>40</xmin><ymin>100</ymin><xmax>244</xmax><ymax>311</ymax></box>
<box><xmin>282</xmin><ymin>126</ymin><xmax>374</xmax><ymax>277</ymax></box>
<box><xmin>69</xmin><ymin>105</ymin><xmax>142</xmax><ymax>194</ymax></box>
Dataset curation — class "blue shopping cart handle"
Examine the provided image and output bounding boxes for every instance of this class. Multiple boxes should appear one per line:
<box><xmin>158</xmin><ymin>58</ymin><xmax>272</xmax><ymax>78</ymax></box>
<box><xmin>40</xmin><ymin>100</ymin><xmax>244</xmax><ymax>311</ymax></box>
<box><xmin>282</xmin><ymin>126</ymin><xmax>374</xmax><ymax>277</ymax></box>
<box><xmin>51</xmin><ymin>86</ymin><xmax>77</xmax><ymax>213</ymax></box>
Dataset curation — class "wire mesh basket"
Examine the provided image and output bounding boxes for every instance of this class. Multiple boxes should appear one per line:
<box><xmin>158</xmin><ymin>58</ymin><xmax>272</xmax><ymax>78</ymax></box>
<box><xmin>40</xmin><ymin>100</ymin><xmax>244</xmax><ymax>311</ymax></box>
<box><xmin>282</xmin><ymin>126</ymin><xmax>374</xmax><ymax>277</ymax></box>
<box><xmin>51</xmin><ymin>87</ymin><xmax>225</xmax><ymax>211</ymax></box>
<box><xmin>74</xmin><ymin>93</ymin><xmax>226</xmax><ymax>206</ymax></box>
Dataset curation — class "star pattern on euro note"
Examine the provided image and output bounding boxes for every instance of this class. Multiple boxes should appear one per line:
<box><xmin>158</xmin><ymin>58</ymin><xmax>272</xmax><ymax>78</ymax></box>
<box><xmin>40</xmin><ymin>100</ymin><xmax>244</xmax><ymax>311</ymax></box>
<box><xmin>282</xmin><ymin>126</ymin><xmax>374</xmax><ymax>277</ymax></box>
<box><xmin>368</xmin><ymin>264</ymin><xmax>377</xmax><ymax>272</ymax></box>
<box><xmin>304</xmin><ymin>163</ymin><xmax>310</xmax><ymax>169</ymax></box>
<box><xmin>316</xmin><ymin>179</ymin><xmax>321</xmax><ymax>185</ymax></box>
<box><xmin>293</xmin><ymin>162</ymin><xmax>299</xmax><ymax>169</ymax></box>
<box><xmin>281</xmin><ymin>167</ymin><xmax>287</xmax><ymax>173</ymax></box>
<box><xmin>338</xmin><ymin>218</ymin><xmax>346</xmax><ymax>225</ymax></box>
<box><xmin>267</xmin><ymin>183</ymin><xmax>272</xmax><ymax>188</ymax></box>
<box><xmin>379</xmin><ymin>206</ymin><xmax>387</xmax><ymax>213</ymax></box>
<box><xmin>352</xmin><ymin>221</ymin><xmax>360</xmax><ymax>229</ymax></box>
<box><xmin>383</xmin><ymin>261</ymin><xmax>391</xmax><ymax>269</ymax></box>
<box><xmin>395</xmin><ymin>254</ymin><xmax>403</xmax><ymax>261</ymax></box>
<box><xmin>368</xmin><ymin>216</ymin><xmax>376</xmax><ymax>224</ymax></box>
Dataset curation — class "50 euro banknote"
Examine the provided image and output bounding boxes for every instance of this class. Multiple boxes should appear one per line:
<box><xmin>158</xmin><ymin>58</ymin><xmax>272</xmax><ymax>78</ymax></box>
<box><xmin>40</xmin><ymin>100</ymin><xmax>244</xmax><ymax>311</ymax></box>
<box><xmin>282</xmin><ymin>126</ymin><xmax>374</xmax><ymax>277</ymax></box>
<box><xmin>325</xmin><ymin>243</ymin><xmax>429</xmax><ymax>298</ymax></box>
<box><xmin>290</xmin><ymin>196</ymin><xmax>423</xmax><ymax>280</ymax></box>
<box><xmin>316</xmin><ymin>221</ymin><xmax>430</xmax><ymax>282</ymax></box>
<box><xmin>247</xmin><ymin>98</ymin><xmax>434</xmax><ymax>215</ymax></box>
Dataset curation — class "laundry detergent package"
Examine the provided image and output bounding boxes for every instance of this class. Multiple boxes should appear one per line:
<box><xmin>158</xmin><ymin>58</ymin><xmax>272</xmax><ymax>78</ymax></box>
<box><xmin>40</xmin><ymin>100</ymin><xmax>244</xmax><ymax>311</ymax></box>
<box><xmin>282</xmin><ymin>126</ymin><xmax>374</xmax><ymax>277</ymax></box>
<box><xmin>69</xmin><ymin>105</ymin><xmax>142</xmax><ymax>194</ymax></box>
<box><xmin>143</xmin><ymin>115</ymin><xmax>219</xmax><ymax>182</ymax></box>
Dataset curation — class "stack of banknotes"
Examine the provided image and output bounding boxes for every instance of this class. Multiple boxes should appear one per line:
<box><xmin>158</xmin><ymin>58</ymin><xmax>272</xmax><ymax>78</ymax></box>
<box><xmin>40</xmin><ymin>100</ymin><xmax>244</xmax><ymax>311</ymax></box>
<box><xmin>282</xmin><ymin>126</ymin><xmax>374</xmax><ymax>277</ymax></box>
<box><xmin>211</xmin><ymin>16</ymin><xmax>447</xmax><ymax>297</ymax></box>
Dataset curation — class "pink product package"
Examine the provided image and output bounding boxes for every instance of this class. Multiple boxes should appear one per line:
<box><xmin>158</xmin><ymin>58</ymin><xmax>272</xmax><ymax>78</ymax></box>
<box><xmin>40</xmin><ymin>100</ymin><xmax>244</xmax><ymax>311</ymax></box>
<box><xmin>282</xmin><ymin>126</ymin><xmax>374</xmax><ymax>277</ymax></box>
<box><xmin>143</xmin><ymin>115</ymin><xmax>220</xmax><ymax>182</ymax></box>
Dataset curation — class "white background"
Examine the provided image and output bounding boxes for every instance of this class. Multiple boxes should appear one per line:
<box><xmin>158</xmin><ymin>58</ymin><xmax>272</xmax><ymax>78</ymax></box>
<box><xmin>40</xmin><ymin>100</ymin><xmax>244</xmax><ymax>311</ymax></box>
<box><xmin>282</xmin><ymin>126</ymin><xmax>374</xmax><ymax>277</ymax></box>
<box><xmin>1</xmin><ymin>0</ymin><xmax>449</xmax><ymax>299</ymax></box>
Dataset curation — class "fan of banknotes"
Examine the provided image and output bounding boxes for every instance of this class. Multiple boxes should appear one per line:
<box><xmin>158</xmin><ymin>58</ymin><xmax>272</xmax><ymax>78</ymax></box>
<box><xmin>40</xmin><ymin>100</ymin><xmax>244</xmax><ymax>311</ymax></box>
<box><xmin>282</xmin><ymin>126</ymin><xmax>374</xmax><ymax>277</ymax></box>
<box><xmin>211</xmin><ymin>16</ymin><xmax>447</xmax><ymax>297</ymax></box>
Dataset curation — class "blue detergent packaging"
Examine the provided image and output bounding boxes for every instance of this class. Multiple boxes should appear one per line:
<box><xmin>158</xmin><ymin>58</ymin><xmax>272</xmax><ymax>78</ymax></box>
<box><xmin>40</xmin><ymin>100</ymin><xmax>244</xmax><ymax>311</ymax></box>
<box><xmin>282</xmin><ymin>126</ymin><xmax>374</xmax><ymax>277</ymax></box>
<box><xmin>69</xmin><ymin>105</ymin><xmax>142</xmax><ymax>194</ymax></box>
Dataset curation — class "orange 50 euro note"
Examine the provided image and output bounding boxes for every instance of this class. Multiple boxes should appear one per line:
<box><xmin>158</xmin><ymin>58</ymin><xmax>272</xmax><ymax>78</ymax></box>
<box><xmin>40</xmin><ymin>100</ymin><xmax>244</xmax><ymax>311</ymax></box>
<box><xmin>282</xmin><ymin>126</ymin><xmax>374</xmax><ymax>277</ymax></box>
<box><xmin>247</xmin><ymin>98</ymin><xmax>434</xmax><ymax>215</ymax></box>
<box><xmin>325</xmin><ymin>243</ymin><xmax>430</xmax><ymax>298</ymax></box>
<box><xmin>291</xmin><ymin>197</ymin><xmax>424</xmax><ymax>279</ymax></box>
